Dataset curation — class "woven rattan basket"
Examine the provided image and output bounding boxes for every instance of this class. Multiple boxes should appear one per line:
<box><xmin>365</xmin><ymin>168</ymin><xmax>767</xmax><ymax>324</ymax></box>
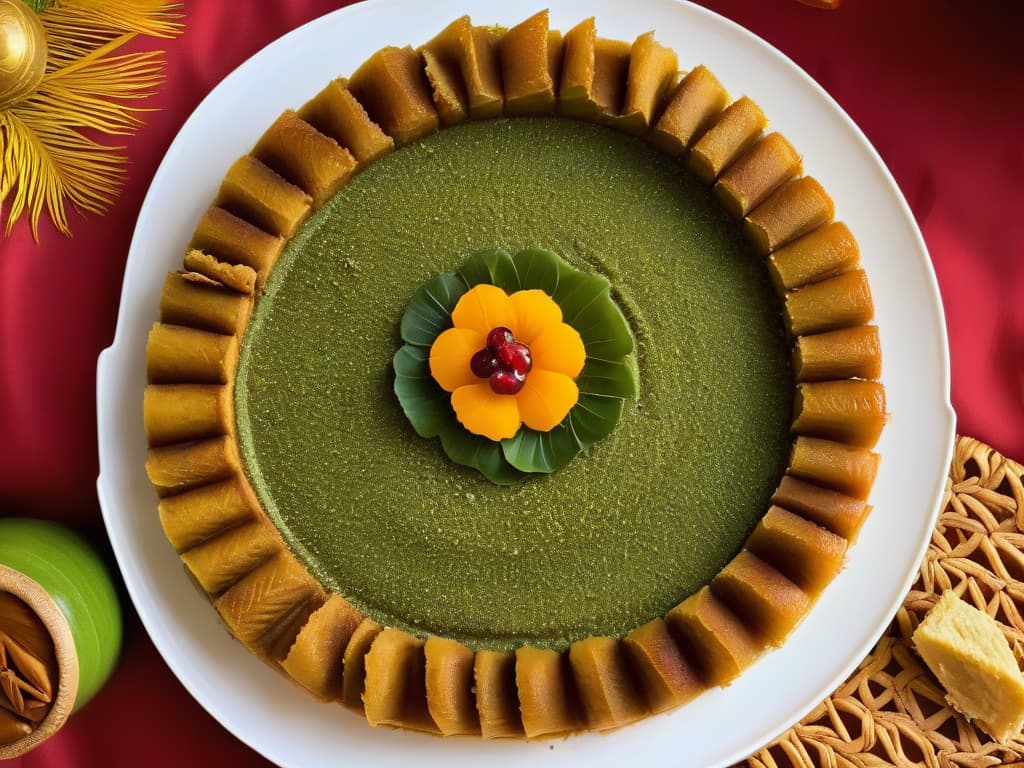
<box><xmin>742</xmin><ymin>436</ymin><xmax>1024</xmax><ymax>768</ymax></box>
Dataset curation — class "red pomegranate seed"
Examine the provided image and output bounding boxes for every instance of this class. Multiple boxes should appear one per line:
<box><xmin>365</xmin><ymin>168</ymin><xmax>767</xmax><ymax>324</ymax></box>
<box><xmin>498</xmin><ymin>342</ymin><xmax>532</xmax><ymax>376</ymax></box>
<box><xmin>489</xmin><ymin>369</ymin><xmax>526</xmax><ymax>395</ymax></box>
<box><xmin>470</xmin><ymin>349</ymin><xmax>499</xmax><ymax>378</ymax></box>
<box><xmin>486</xmin><ymin>326</ymin><xmax>515</xmax><ymax>352</ymax></box>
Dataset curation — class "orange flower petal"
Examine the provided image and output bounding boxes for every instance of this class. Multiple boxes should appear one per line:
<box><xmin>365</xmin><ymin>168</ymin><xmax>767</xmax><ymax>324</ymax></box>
<box><xmin>515</xmin><ymin>370</ymin><xmax>579</xmax><ymax>432</ymax></box>
<box><xmin>510</xmin><ymin>289</ymin><xmax>563</xmax><ymax>344</ymax></box>
<box><xmin>451</xmin><ymin>284</ymin><xmax>518</xmax><ymax>338</ymax></box>
<box><xmin>530</xmin><ymin>323</ymin><xmax>586</xmax><ymax>379</ymax></box>
<box><xmin>430</xmin><ymin>327</ymin><xmax>484</xmax><ymax>392</ymax></box>
<box><xmin>451</xmin><ymin>382</ymin><xmax>522</xmax><ymax>441</ymax></box>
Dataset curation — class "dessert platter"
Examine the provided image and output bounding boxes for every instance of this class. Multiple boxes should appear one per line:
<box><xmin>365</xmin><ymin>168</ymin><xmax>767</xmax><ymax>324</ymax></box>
<box><xmin>95</xmin><ymin>1</ymin><xmax>955</xmax><ymax>766</ymax></box>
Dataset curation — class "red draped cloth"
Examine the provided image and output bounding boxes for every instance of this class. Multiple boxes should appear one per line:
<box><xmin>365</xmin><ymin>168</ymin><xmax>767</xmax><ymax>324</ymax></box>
<box><xmin>1</xmin><ymin>1</ymin><xmax>1021</xmax><ymax>765</ymax></box>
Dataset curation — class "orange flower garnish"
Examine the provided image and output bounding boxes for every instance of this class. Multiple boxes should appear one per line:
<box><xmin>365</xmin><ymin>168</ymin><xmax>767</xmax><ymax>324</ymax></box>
<box><xmin>429</xmin><ymin>285</ymin><xmax>585</xmax><ymax>440</ymax></box>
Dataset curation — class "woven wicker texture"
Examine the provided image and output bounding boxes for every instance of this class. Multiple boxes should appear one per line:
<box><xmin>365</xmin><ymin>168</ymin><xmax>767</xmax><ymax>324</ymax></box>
<box><xmin>744</xmin><ymin>436</ymin><xmax>1024</xmax><ymax>768</ymax></box>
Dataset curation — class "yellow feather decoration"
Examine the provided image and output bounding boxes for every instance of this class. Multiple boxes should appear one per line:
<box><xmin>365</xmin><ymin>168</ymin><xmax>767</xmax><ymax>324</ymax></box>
<box><xmin>0</xmin><ymin>0</ymin><xmax>182</xmax><ymax>240</ymax></box>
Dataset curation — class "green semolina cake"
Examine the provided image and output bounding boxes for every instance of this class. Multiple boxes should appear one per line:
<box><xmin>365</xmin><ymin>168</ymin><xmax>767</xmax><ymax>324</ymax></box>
<box><xmin>234</xmin><ymin>116</ymin><xmax>794</xmax><ymax>651</ymax></box>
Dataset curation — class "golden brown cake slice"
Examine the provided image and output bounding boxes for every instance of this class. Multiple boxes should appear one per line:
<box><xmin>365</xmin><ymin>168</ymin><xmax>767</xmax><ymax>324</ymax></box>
<box><xmin>363</xmin><ymin>629</ymin><xmax>439</xmax><ymax>733</ymax></box>
<box><xmin>143</xmin><ymin>384</ymin><xmax>233</xmax><ymax>446</ymax></box>
<box><xmin>557</xmin><ymin>17</ymin><xmax>597</xmax><ymax>117</ymax></box>
<box><xmin>771</xmin><ymin>474</ymin><xmax>872</xmax><ymax>542</ymax></box>
<box><xmin>180</xmin><ymin>520</ymin><xmax>281</xmax><ymax>595</ymax></box>
<box><xmin>913</xmin><ymin>590</ymin><xmax>1024</xmax><ymax>742</ymax></box>
<box><xmin>710</xmin><ymin>551</ymin><xmax>811</xmax><ymax>647</ymax></box>
<box><xmin>767</xmin><ymin>220</ymin><xmax>860</xmax><ymax>292</ymax></box>
<box><xmin>792</xmin><ymin>380</ymin><xmax>887</xmax><ymax>448</ymax></box>
<box><xmin>623</xmin><ymin>618</ymin><xmax>704</xmax><ymax>713</ymax></box>
<box><xmin>424</xmin><ymin>636</ymin><xmax>480</xmax><ymax>735</ymax></box>
<box><xmin>156</xmin><ymin>474</ymin><xmax>259</xmax><ymax>552</ymax></box>
<box><xmin>421</xmin><ymin>45</ymin><xmax>470</xmax><ymax>126</ymax></box>
<box><xmin>793</xmin><ymin>326</ymin><xmax>882</xmax><ymax>383</ymax></box>
<box><xmin>473</xmin><ymin>650</ymin><xmax>524</xmax><ymax>739</ymax></box>
<box><xmin>617</xmin><ymin>32</ymin><xmax>678</xmax><ymax>136</ymax></box>
<box><xmin>500</xmin><ymin>9</ymin><xmax>559</xmax><ymax>115</ymax></box>
<box><xmin>340</xmin><ymin>618</ymin><xmax>382</xmax><ymax>713</ymax></box>
<box><xmin>215</xmin><ymin>155</ymin><xmax>311</xmax><ymax>237</ymax></box>
<box><xmin>714</xmin><ymin>132</ymin><xmax>802</xmax><ymax>218</ymax></box>
<box><xmin>560</xmin><ymin>18</ymin><xmax>632</xmax><ymax>122</ymax></box>
<box><xmin>252</xmin><ymin>111</ymin><xmax>357</xmax><ymax>207</ymax></box>
<box><xmin>189</xmin><ymin>206</ymin><xmax>283</xmax><ymax>291</ymax></box>
<box><xmin>182</xmin><ymin>249</ymin><xmax>257</xmax><ymax>295</ymax></box>
<box><xmin>744</xmin><ymin>176</ymin><xmax>834</xmax><ymax>255</ymax></box>
<box><xmin>590</xmin><ymin>38</ymin><xmax>631</xmax><ymax>120</ymax></box>
<box><xmin>348</xmin><ymin>46</ymin><xmax>440</xmax><ymax>146</ymax></box>
<box><xmin>648</xmin><ymin>65</ymin><xmax>728</xmax><ymax>156</ymax></box>
<box><xmin>515</xmin><ymin>646</ymin><xmax>582</xmax><ymax>738</ymax></box>
<box><xmin>788</xmin><ymin>436</ymin><xmax>880</xmax><ymax>501</ymax></box>
<box><xmin>568</xmin><ymin>636</ymin><xmax>648</xmax><ymax>730</ymax></box>
<box><xmin>421</xmin><ymin>16</ymin><xmax>503</xmax><ymax>121</ymax></box>
<box><xmin>159</xmin><ymin>271</ymin><xmax>253</xmax><ymax>335</ymax></box>
<box><xmin>145</xmin><ymin>435</ymin><xmax>242</xmax><ymax>498</ymax></box>
<box><xmin>464</xmin><ymin>24</ymin><xmax>504</xmax><ymax>119</ymax></box>
<box><xmin>213</xmin><ymin>550</ymin><xmax>326</xmax><ymax>660</ymax></box>
<box><xmin>783</xmin><ymin>269</ymin><xmax>875</xmax><ymax>337</ymax></box>
<box><xmin>298</xmin><ymin>79</ymin><xmax>394</xmax><ymax>164</ymax></box>
<box><xmin>745</xmin><ymin>506</ymin><xmax>847</xmax><ymax>597</ymax></box>
<box><xmin>145</xmin><ymin>323</ymin><xmax>238</xmax><ymax>385</ymax></box>
<box><xmin>495</xmin><ymin>9</ymin><xmax>561</xmax><ymax>115</ymax></box>
<box><xmin>420</xmin><ymin>20</ymin><xmax>470</xmax><ymax>126</ymax></box>
<box><xmin>686</xmin><ymin>96</ymin><xmax>766</xmax><ymax>182</ymax></box>
<box><xmin>666</xmin><ymin>587</ymin><xmax>760</xmax><ymax>687</ymax></box>
<box><xmin>280</xmin><ymin>594</ymin><xmax>363</xmax><ymax>701</ymax></box>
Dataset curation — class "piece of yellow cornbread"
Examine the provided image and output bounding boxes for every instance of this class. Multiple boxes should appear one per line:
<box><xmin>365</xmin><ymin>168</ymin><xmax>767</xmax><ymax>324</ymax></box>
<box><xmin>913</xmin><ymin>590</ymin><xmax>1024</xmax><ymax>742</ymax></box>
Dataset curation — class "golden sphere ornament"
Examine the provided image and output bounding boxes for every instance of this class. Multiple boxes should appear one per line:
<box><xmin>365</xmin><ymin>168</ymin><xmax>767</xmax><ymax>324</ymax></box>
<box><xmin>0</xmin><ymin>0</ymin><xmax>47</xmax><ymax>110</ymax></box>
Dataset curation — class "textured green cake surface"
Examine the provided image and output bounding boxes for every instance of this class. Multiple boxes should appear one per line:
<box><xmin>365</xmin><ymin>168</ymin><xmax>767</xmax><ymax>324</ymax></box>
<box><xmin>235</xmin><ymin>117</ymin><xmax>793</xmax><ymax>651</ymax></box>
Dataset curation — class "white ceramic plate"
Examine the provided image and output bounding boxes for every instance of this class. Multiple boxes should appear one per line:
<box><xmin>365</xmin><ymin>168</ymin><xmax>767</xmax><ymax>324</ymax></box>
<box><xmin>96</xmin><ymin>1</ymin><xmax>955</xmax><ymax>765</ymax></box>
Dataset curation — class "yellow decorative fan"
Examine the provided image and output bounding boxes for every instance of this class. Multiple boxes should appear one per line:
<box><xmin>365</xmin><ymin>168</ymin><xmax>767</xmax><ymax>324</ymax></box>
<box><xmin>0</xmin><ymin>0</ymin><xmax>182</xmax><ymax>239</ymax></box>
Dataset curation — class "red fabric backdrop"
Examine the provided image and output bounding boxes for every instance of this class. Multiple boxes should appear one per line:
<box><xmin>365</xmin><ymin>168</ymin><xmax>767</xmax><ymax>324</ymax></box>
<box><xmin>1</xmin><ymin>1</ymin><xmax>1021</xmax><ymax>765</ymax></box>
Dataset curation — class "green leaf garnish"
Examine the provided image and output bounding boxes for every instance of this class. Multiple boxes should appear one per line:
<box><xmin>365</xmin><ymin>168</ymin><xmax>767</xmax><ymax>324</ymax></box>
<box><xmin>392</xmin><ymin>345</ymin><xmax>448</xmax><ymax>438</ymax></box>
<box><xmin>570</xmin><ymin>293</ymin><xmax>635</xmax><ymax>361</ymax></box>
<box><xmin>512</xmin><ymin>248</ymin><xmax>560</xmax><ymax>295</ymax></box>
<box><xmin>575</xmin><ymin>358</ymin><xmax>639</xmax><ymax>400</ymax></box>
<box><xmin>458</xmin><ymin>248</ymin><xmax>521</xmax><ymax>291</ymax></box>
<box><xmin>568</xmin><ymin>393</ymin><xmax>626</xmax><ymax>448</ymax></box>
<box><xmin>400</xmin><ymin>271</ymin><xmax>468</xmax><ymax>346</ymax></box>
<box><xmin>439</xmin><ymin>423</ymin><xmax>525</xmax><ymax>485</ymax></box>
<box><xmin>501</xmin><ymin>423</ymin><xmax>579</xmax><ymax>474</ymax></box>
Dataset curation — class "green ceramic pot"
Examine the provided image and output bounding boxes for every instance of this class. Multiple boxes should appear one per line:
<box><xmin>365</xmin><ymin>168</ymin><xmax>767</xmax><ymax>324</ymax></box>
<box><xmin>0</xmin><ymin>518</ymin><xmax>122</xmax><ymax>714</ymax></box>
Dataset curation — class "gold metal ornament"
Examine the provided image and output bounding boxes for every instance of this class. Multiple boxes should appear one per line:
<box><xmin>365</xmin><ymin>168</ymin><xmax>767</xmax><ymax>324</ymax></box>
<box><xmin>0</xmin><ymin>1</ymin><xmax>182</xmax><ymax>240</ymax></box>
<box><xmin>0</xmin><ymin>0</ymin><xmax>47</xmax><ymax>111</ymax></box>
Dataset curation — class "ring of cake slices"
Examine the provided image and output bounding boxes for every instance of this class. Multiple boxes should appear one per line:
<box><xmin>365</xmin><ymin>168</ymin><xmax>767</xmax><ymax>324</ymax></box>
<box><xmin>142</xmin><ymin>10</ymin><xmax>886</xmax><ymax>739</ymax></box>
